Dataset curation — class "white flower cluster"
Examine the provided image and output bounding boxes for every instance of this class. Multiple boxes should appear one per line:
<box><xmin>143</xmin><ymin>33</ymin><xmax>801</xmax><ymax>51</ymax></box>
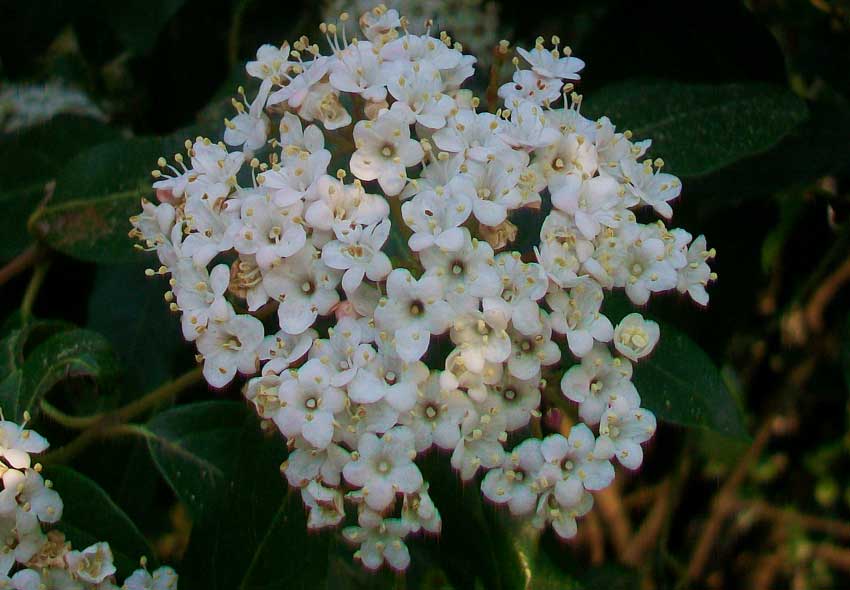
<box><xmin>131</xmin><ymin>4</ymin><xmax>716</xmax><ymax>572</ymax></box>
<box><xmin>0</xmin><ymin>415</ymin><xmax>178</xmax><ymax>589</ymax></box>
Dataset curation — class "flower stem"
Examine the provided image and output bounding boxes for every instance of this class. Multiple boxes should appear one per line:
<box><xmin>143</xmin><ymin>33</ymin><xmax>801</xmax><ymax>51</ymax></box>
<box><xmin>21</xmin><ymin>259</ymin><xmax>50</xmax><ymax>320</ymax></box>
<box><xmin>38</xmin><ymin>367</ymin><xmax>204</xmax><ymax>463</ymax></box>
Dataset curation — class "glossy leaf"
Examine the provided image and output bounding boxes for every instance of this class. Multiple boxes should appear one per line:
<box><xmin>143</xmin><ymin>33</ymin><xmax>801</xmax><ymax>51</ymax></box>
<box><xmin>603</xmin><ymin>295</ymin><xmax>747</xmax><ymax>438</ymax></box>
<box><xmin>145</xmin><ymin>401</ymin><xmax>328</xmax><ymax>590</ymax></box>
<box><xmin>0</xmin><ymin>115</ymin><xmax>119</xmax><ymax>259</ymax></box>
<box><xmin>584</xmin><ymin>81</ymin><xmax>808</xmax><ymax>177</ymax></box>
<box><xmin>0</xmin><ymin>328</ymin><xmax>119</xmax><ymax>422</ymax></box>
<box><xmin>87</xmin><ymin>263</ymin><xmax>188</xmax><ymax>397</ymax></box>
<box><xmin>93</xmin><ymin>0</ymin><xmax>187</xmax><ymax>55</ymax></box>
<box><xmin>43</xmin><ymin>465</ymin><xmax>155</xmax><ymax>577</ymax></box>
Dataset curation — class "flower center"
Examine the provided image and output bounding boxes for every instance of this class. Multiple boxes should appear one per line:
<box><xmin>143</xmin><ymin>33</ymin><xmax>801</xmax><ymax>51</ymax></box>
<box><xmin>409</xmin><ymin>301</ymin><xmax>423</xmax><ymax>316</ymax></box>
<box><xmin>381</xmin><ymin>145</ymin><xmax>395</xmax><ymax>158</ymax></box>
<box><xmin>425</xmin><ymin>405</ymin><xmax>438</xmax><ymax>419</ymax></box>
<box><xmin>384</xmin><ymin>371</ymin><xmax>397</xmax><ymax>385</ymax></box>
<box><xmin>377</xmin><ymin>460</ymin><xmax>391</xmax><ymax>473</ymax></box>
<box><xmin>301</xmin><ymin>281</ymin><xmax>314</xmax><ymax>294</ymax></box>
<box><xmin>503</xmin><ymin>388</ymin><xmax>517</xmax><ymax>401</ymax></box>
<box><xmin>451</xmin><ymin>262</ymin><xmax>464</xmax><ymax>275</ymax></box>
<box><xmin>305</xmin><ymin>397</ymin><xmax>318</xmax><ymax>410</ymax></box>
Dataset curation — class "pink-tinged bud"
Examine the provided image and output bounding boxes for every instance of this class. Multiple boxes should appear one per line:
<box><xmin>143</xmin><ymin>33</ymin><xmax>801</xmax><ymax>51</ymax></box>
<box><xmin>334</xmin><ymin>300</ymin><xmax>360</xmax><ymax>321</ymax></box>
<box><xmin>156</xmin><ymin>188</ymin><xmax>178</xmax><ymax>204</ymax></box>
<box><xmin>543</xmin><ymin>407</ymin><xmax>563</xmax><ymax>432</ymax></box>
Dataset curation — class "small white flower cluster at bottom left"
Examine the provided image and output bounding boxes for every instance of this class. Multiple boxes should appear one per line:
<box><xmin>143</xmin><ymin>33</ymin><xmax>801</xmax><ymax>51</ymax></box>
<box><xmin>0</xmin><ymin>415</ymin><xmax>178</xmax><ymax>590</ymax></box>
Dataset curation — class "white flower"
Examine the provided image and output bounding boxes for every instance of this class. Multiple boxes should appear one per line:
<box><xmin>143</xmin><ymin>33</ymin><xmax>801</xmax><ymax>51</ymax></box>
<box><xmin>596</xmin><ymin>398</ymin><xmax>657</xmax><ymax>470</ymax></box>
<box><xmin>432</xmin><ymin>109</ymin><xmax>505</xmax><ymax>161</ymax></box>
<box><xmin>259</xmin><ymin>150</ymin><xmax>329</xmax><ymax>208</ymax></box>
<box><xmin>274</xmin><ymin>359</ymin><xmax>346</xmax><ymax>449</ymax></box>
<box><xmin>257</xmin><ymin>329</ymin><xmax>314</xmax><ymax>376</ymax></box>
<box><xmin>173</xmin><ymin>260</ymin><xmax>231</xmax><ymax>341</ymax></box>
<box><xmin>451</xmin><ymin>408</ymin><xmax>508</xmax><ymax>480</ymax></box>
<box><xmin>246</xmin><ymin>43</ymin><xmax>292</xmax><ymax>80</ymax></box>
<box><xmin>536</xmin><ymin>210</ymin><xmax>594</xmax><ymax>288</ymax></box>
<box><xmin>507</xmin><ymin>310</ymin><xmax>560</xmax><ymax>381</ymax></box>
<box><xmin>387</xmin><ymin>62</ymin><xmax>454</xmax><ymax>129</ymax></box>
<box><xmin>402</xmin><ymin>189</ymin><xmax>471</xmax><ymax>252</ymax></box>
<box><xmin>343</xmin><ymin>509</ymin><xmax>411</xmax><ymax>571</ymax></box>
<box><xmin>302</xmin><ymin>481</ymin><xmax>345</xmax><ymax>529</ymax></box>
<box><xmin>550</xmin><ymin>173</ymin><xmax>623</xmax><ymax>240</ymax></box>
<box><xmin>420</xmin><ymin>230</ymin><xmax>500</xmax><ymax>310</ymax></box>
<box><xmin>196</xmin><ymin>308</ymin><xmax>265</xmax><ymax>387</ymax></box>
<box><xmin>454</xmin><ymin>155</ymin><xmax>525</xmax><ymax>227</ymax></box>
<box><xmin>546</xmin><ymin>280</ymin><xmax>613</xmax><ymax>358</ymax></box>
<box><xmin>321</xmin><ymin>220</ymin><xmax>393</xmax><ymax>293</ymax></box>
<box><xmin>343</xmin><ymin>426</ymin><xmax>423</xmax><ymax>512</ymax></box>
<box><xmin>309</xmin><ymin>317</ymin><xmax>376</xmax><ymax>387</ymax></box>
<box><xmin>262</xmin><ymin>246</ymin><xmax>341</xmax><ymax>334</ymax></box>
<box><xmin>0</xmin><ymin>468</ymin><xmax>62</xmax><ymax>526</ymax></box>
<box><xmin>0</xmin><ymin>422</ymin><xmax>48</xmax><ymax>469</ymax></box>
<box><xmin>380</xmin><ymin>34</ymin><xmax>462</xmax><ymax>71</ymax></box>
<box><xmin>532</xmin><ymin>489</ymin><xmax>594</xmax><ymax>540</ymax></box>
<box><xmin>400</xmin><ymin>372</ymin><xmax>472</xmax><ymax>452</ymax></box>
<box><xmin>622</xmin><ymin>158</ymin><xmax>681</xmax><ymax>219</ymax></box>
<box><xmin>401</xmin><ymin>485</ymin><xmax>441</xmax><ymax>534</ymax></box>
<box><xmin>498</xmin><ymin>69</ymin><xmax>563</xmax><ymax>106</ymax></box>
<box><xmin>484</xmin><ymin>373</ymin><xmax>541</xmax><ymax>432</ymax></box>
<box><xmin>516</xmin><ymin>45</ymin><xmax>585</xmax><ymax>80</ymax></box>
<box><xmin>677</xmin><ymin>235</ymin><xmax>715</xmax><ymax>306</ymax></box>
<box><xmin>498</xmin><ymin>100</ymin><xmax>559</xmax><ymax>150</ymax></box>
<box><xmin>481</xmin><ymin>438</ymin><xmax>544</xmax><ymax>515</ymax></box>
<box><xmin>123</xmin><ymin>566</ymin><xmax>179</xmax><ymax>590</ymax></box>
<box><xmin>374</xmin><ymin>269</ymin><xmax>452</xmax><ymax>362</ymax></box>
<box><xmin>613</xmin><ymin>313</ymin><xmax>660</xmax><ymax>361</ymax></box>
<box><xmin>350</xmin><ymin>111</ymin><xmax>424</xmax><ymax>196</ymax></box>
<box><xmin>560</xmin><ymin>344</ymin><xmax>639</xmax><ymax>425</ymax></box>
<box><xmin>347</xmin><ymin>344</ymin><xmax>428</xmax><ymax>411</ymax></box>
<box><xmin>281</xmin><ymin>437</ymin><xmax>351</xmax><ymax>487</ymax></box>
<box><xmin>305</xmin><ymin>175</ymin><xmax>389</xmax><ymax>232</ymax></box>
<box><xmin>64</xmin><ymin>542</ymin><xmax>116</xmax><ymax>584</ymax></box>
<box><xmin>224</xmin><ymin>78</ymin><xmax>272</xmax><ymax>151</ymax></box>
<box><xmin>450</xmin><ymin>309</ymin><xmax>511</xmax><ymax>374</ymax></box>
<box><xmin>329</xmin><ymin>40</ymin><xmax>388</xmax><ymax>101</ymax></box>
<box><xmin>540</xmin><ymin>426</ymin><xmax>614</xmax><ymax>507</ymax></box>
<box><xmin>229</xmin><ymin>193</ymin><xmax>306</xmax><ymax>269</ymax></box>
<box><xmin>267</xmin><ymin>55</ymin><xmax>330</xmax><ymax>108</ymax></box>
<box><xmin>485</xmin><ymin>252</ymin><xmax>548</xmax><ymax>321</ymax></box>
<box><xmin>298</xmin><ymin>83</ymin><xmax>352</xmax><ymax>130</ymax></box>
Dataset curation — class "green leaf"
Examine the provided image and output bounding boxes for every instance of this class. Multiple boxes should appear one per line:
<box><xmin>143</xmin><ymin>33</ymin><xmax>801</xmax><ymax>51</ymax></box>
<box><xmin>603</xmin><ymin>295</ymin><xmax>747</xmax><ymax>438</ymax></box>
<box><xmin>583</xmin><ymin>81</ymin><xmax>808</xmax><ymax>177</ymax></box>
<box><xmin>87</xmin><ymin>263</ymin><xmax>187</xmax><ymax>398</ymax></box>
<box><xmin>93</xmin><ymin>0</ymin><xmax>187</xmax><ymax>55</ymax></box>
<box><xmin>0</xmin><ymin>115</ymin><xmax>119</xmax><ymax>259</ymax></box>
<box><xmin>145</xmin><ymin>401</ymin><xmax>326</xmax><ymax>590</ymax></box>
<box><xmin>28</xmin><ymin>132</ymin><xmax>191</xmax><ymax>264</ymax></box>
<box><xmin>43</xmin><ymin>465</ymin><xmax>155</xmax><ymax>577</ymax></box>
<box><xmin>0</xmin><ymin>328</ymin><xmax>119</xmax><ymax>422</ymax></box>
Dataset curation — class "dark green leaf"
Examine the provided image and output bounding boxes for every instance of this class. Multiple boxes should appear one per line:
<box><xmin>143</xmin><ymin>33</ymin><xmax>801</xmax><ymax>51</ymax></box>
<box><xmin>94</xmin><ymin>0</ymin><xmax>187</xmax><ymax>55</ymax></box>
<box><xmin>87</xmin><ymin>263</ymin><xmax>187</xmax><ymax>397</ymax></box>
<box><xmin>0</xmin><ymin>115</ymin><xmax>119</xmax><ymax>258</ymax></box>
<box><xmin>603</xmin><ymin>295</ymin><xmax>747</xmax><ymax>438</ymax></box>
<box><xmin>43</xmin><ymin>465</ymin><xmax>155</xmax><ymax>577</ymax></box>
<box><xmin>145</xmin><ymin>401</ymin><xmax>324</xmax><ymax>590</ymax></box>
<box><xmin>28</xmin><ymin>132</ymin><xmax>192</xmax><ymax>264</ymax></box>
<box><xmin>584</xmin><ymin>81</ymin><xmax>808</xmax><ymax>177</ymax></box>
<box><xmin>0</xmin><ymin>328</ymin><xmax>119</xmax><ymax>422</ymax></box>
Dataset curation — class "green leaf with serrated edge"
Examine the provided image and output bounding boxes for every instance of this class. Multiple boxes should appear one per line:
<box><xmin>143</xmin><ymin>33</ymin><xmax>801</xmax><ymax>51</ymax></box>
<box><xmin>42</xmin><ymin>465</ymin><xmax>156</xmax><ymax>577</ymax></box>
<box><xmin>583</xmin><ymin>81</ymin><xmax>808</xmax><ymax>178</ymax></box>
<box><xmin>145</xmin><ymin>401</ymin><xmax>300</xmax><ymax>590</ymax></box>
<box><xmin>603</xmin><ymin>294</ymin><xmax>747</xmax><ymax>439</ymax></box>
<box><xmin>0</xmin><ymin>329</ymin><xmax>119</xmax><ymax>423</ymax></box>
<box><xmin>0</xmin><ymin>115</ymin><xmax>119</xmax><ymax>259</ymax></box>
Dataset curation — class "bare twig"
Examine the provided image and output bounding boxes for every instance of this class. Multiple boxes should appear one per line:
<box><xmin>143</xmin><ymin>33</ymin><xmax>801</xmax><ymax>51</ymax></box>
<box><xmin>0</xmin><ymin>245</ymin><xmax>40</xmax><ymax>288</ymax></box>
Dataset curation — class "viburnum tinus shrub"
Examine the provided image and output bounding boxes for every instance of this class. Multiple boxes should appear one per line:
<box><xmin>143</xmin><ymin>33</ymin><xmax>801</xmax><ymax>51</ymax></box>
<box><xmin>130</xmin><ymin>4</ymin><xmax>716</xmax><ymax>571</ymax></box>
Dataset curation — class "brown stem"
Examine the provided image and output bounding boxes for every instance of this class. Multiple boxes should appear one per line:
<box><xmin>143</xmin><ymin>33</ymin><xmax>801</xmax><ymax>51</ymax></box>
<box><xmin>622</xmin><ymin>479</ymin><xmax>672</xmax><ymax>566</ymax></box>
<box><xmin>803</xmin><ymin>253</ymin><xmax>850</xmax><ymax>333</ymax></box>
<box><xmin>0</xmin><ymin>245</ymin><xmax>40</xmax><ymax>288</ymax></box>
<box><xmin>685</xmin><ymin>419</ymin><xmax>775</xmax><ymax>582</ymax></box>
<box><xmin>596</xmin><ymin>481</ymin><xmax>633</xmax><ymax>559</ymax></box>
<box><xmin>815</xmin><ymin>544</ymin><xmax>850</xmax><ymax>573</ymax></box>
<box><xmin>739</xmin><ymin>499</ymin><xmax>850</xmax><ymax>540</ymax></box>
